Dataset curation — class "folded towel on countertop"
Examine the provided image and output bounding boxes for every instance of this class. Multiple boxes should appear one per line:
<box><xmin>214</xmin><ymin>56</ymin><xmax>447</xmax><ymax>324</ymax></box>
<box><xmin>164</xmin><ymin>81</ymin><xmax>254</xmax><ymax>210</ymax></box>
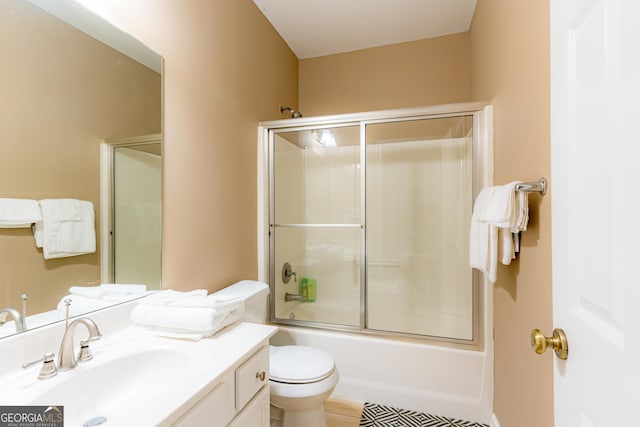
<box><xmin>99</xmin><ymin>284</ymin><xmax>147</xmax><ymax>295</ymax></box>
<box><xmin>69</xmin><ymin>284</ymin><xmax>148</xmax><ymax>299</ymax></box>
<box><xmin>131</xmin><ymin>305</ymin><xmax>225</xmax><ymax>333</ymax></box>
<box><xmin>138</xmin><ymin>289</ymin><xmax>207</xmax><ymax>305</ymax></box>
<box><xmin>129</xmin><ymin>289</ymin><xmax>244</xmax><ymax>341</ymax></box>
<box><xmin>0</xmin><ymin>198</ymin><xmax>42</xmax><ymax>228</ymax></box>
<box><xmin>57</xmin><ymin>295</ymin><xmax>122</xmax><ymax>317</ymax></box>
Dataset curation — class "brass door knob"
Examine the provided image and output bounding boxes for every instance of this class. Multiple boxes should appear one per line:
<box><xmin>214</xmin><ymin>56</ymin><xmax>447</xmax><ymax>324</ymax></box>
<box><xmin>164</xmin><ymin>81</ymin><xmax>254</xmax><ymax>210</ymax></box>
<box><xmin>530</xmin><ymin>328</ymin><xmax>568</xmax><ymax>360</ymax></box>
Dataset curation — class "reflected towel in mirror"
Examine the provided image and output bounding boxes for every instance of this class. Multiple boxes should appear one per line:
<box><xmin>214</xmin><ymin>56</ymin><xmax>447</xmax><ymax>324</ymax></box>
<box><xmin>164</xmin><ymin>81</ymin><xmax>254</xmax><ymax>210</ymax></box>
<box><xmin>0</xmin><ymin>198</ymin><xmax>41</xmax><ymax>228</ymax></box>
<box><xmin>35</xmin><ymin>199</ymin><xmax>96</xmax><ymax>259</ymax></box>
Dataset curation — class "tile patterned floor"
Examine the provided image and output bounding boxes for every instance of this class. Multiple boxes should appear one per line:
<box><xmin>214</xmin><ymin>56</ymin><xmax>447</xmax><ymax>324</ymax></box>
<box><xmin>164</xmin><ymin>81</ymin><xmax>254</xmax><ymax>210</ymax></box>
<box><xmin>359</xmin><ymin>403</ymin><xmax>489</xmax><ymax>427</ymax></box>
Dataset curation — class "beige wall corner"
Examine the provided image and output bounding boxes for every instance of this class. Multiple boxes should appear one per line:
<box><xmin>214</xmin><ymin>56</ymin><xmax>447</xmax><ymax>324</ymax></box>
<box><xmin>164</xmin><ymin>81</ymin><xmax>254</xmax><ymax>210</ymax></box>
<box><xmin>299</xmin><ymin>33</ymin><xmax>471</xmax><ymax>116</ymax></box>
<box><xmin>94</xmin><ymin>0</ymin><xmax>299</xmax><ymax>292</ymax></box>
<box><xmin>470</xmin><ymin>1</ymin><xmax>553</xmax><ymax>427</ymax></box>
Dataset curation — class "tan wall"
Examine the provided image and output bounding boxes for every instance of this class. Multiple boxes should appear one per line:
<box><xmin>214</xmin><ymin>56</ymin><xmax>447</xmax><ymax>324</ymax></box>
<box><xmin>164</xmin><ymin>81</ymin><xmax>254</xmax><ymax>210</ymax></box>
<box><xmin>299</xmin><ymin>33</ymin><xmax>470</xmax><ymax>116</ymax></box>
<box><xmin>469</xmin><ymin>1</ymin><xmax>553</xmax><ymax>427</ymax></box>
<box><xmin>0</xmin><ymin>0</ymin><xmax>161</xmax><ymax>314</ymax></box>
<box><xmin>87</xmin><ymin>0</ymin><xmax>299</xmax><ymax>292</ymax></box>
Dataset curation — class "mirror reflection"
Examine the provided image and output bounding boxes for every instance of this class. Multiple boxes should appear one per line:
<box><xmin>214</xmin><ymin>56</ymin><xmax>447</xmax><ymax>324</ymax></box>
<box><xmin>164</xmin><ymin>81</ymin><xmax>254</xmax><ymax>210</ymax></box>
<box><xmin>0</xmin><ymin>0</ymin><xmax>162</xmax><ymax>338</ymax></box>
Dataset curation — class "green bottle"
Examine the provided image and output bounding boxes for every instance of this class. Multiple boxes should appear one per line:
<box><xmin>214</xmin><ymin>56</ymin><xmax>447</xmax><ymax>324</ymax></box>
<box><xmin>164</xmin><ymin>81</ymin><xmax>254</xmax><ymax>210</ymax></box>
<box><xmin>300</xmin><ymin>278</ymin><xmax>308</xmax><ymax>302</ymax></box>
<box><xmin>307</xmin><ymin>278</ymin><xmax>316</xmax><ymax>302</ymax></box>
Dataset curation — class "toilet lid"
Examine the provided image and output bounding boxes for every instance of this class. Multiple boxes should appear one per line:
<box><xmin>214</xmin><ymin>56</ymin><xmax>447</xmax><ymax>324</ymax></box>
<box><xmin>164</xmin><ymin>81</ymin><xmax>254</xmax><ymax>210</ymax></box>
<box><xmin>270</xmin><ymin>345</ymin><xmax>335</xmax><ymax>384</ymax></box>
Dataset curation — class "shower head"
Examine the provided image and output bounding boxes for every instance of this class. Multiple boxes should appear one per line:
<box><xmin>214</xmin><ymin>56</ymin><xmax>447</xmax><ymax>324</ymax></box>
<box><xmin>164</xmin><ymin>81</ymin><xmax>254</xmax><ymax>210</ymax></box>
<box><xmin>279</xmin><ymin>105</ymin><xmax>303</xmax><ymax>118</ymax></box>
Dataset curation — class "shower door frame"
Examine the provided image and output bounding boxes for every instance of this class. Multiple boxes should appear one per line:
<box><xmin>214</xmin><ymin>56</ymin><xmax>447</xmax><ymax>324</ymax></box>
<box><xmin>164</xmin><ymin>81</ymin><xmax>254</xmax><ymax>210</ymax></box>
<box><xmin>258</xmin><ymin>103</ymin><xmax>493</xmax><ymax>350</ymax></box>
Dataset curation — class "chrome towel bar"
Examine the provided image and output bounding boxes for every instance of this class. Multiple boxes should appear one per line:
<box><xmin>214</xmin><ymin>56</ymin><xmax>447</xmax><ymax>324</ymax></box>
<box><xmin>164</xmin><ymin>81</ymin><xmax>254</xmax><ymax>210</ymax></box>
<box><xmin>515</xmin><ymin>177</ymin><xmax>547</xmax><ymax>195</ymax></box>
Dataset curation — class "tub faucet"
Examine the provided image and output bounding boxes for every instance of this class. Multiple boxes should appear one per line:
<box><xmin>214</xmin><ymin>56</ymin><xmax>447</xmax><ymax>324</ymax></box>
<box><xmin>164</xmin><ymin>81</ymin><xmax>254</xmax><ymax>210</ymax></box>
<box><xmin>0</xmin><ymin>307</ymin><xmax>26</xmax><ymax>333</ymax></box>
<box><xmin>285</xmin><ymin>292</ymin><xmax>304</xmax><ymax>302</ymax></box>
<box><xmin>58</xmin><ymin>317</ymin><xmax>102</xmax><ymax>371</ymax></box>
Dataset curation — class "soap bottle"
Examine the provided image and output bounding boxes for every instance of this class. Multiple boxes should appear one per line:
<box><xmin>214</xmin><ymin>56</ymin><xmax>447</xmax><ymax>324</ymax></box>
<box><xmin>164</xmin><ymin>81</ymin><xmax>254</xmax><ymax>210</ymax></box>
<box><xmin>307</xmin><ymin>278</ymin><xmax>316</xmax><ymax>302</ymax></box>
<box><xmin>299</xmin><ymin>278</ymin><xmax>308</xmax><ymax>302</ymax></box>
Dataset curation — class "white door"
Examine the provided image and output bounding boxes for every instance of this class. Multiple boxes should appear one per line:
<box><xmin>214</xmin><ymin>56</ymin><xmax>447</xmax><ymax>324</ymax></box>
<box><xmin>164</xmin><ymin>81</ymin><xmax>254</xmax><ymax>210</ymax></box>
<box><xmin>551</xmin><ymin>0</ymin><xmax>639</xmax><ymax>425</ymax></box>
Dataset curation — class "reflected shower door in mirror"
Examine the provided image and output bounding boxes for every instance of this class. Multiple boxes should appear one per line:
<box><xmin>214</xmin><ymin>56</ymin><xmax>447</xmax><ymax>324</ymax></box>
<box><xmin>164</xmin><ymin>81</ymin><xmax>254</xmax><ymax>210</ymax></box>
<box><xmin>101</xmin><ymin>137</ymin><xmax>162</xmax><ymax>289</ymax></box>
<box><xmin>271</xmin><ymin>126</ymin><xmax>362</xmax><ymax>327</ymax></box>
<box><xmin>0</xmin><ymin>0</ymin><xmax>162</xmax><ymax>338</ymax></box>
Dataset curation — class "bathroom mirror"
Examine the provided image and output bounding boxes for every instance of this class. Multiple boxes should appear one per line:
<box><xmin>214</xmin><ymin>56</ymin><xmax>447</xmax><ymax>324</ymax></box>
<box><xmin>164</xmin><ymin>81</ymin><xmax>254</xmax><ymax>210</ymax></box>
<box><xmin>0</xmin><ymin>0</ymin><xmax>162</xmax><ymax>339</ymax></box>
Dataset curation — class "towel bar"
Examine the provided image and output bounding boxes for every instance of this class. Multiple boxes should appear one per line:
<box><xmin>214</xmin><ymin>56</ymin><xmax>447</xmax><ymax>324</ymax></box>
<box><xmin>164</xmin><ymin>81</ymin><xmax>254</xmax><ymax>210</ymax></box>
<box><xmin>515</xmin><ymin>177</ymin><xmax>547</xmax><ymax>195</ymax></box>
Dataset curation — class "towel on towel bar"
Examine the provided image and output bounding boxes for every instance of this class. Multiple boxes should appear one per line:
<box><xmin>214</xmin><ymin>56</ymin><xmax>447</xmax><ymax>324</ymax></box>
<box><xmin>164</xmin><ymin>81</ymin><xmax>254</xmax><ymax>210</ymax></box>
<box><xmin>470</xmin><ymin>182</ymin><xmax>530</xmax><ymax>283</ymax></box>
<box><xmin>35</xmin><ymin>199</ymin><xmax>96</xmax><ymax>259</ymax></box>
<box><xmin>0</xmin><ymin>198</ymin><xmax>42</xmax><ymax>228</ymax></box>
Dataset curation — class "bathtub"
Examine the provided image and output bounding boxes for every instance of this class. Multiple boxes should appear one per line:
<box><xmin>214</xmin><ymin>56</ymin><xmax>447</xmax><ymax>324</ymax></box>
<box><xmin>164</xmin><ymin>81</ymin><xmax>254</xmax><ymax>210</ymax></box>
<box><xmin>270</xmin><ymin>323</ymin><xmax>493</xmax><ymax>424</ymax></box>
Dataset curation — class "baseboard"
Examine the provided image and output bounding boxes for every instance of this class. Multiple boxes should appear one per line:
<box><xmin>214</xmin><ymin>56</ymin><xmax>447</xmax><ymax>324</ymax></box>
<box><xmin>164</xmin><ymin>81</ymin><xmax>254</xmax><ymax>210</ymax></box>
<box><xmin>491</xmin><ymin>413</ymin><xmax>501</xmax><ymax>427</ymax></box>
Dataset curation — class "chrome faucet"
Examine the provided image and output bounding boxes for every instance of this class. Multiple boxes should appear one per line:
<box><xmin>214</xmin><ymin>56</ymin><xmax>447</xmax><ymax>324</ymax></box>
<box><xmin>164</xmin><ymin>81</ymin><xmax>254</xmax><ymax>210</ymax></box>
<box><xmin>285</xmin><ymin>292</ymin><xmax>304</xmax><ymax>302</ymax></box>
<box><xmin>0</xmin><ymin>308</ymin><xmax>26</xmax><ymax>333</ymax></box>
<box><xmin>58</xmin><ymin>318</ymin><xmax>102</xmax><ymax>370</ymax></box>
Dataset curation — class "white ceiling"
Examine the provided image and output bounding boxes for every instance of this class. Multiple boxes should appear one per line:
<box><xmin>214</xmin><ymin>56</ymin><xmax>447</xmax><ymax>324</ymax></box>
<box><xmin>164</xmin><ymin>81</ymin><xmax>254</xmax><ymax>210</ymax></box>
<box><xmin>252</xmin><ymin>0</ymin><xmax>478</xmax><ymax>59</ymax></box>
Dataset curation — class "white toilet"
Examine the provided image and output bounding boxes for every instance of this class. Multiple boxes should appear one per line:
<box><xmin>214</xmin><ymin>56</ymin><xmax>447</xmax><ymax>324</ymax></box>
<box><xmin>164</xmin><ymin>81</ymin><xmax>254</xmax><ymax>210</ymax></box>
<box><xmin>215</xmin><ymin>281</ymin><xmax>339</xmax><ymax>427</ymax></box>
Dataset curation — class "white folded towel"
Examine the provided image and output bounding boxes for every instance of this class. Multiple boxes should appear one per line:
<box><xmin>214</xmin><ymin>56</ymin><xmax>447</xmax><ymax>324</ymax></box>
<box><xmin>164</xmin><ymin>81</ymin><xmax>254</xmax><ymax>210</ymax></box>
<box><xmin>57</xmin><ymin>295</ymin><xmax>116</xmax><ymax>317</ymax></box>
<box><xmin>477</xmin><ymin>182</ymin><xmax>519</xmax><ymax>227</ymax></box>
<box><xmin>99</xmin><ymin>284</ymin><xmax>147</xmax><ymax>295</ymax></box>
<box><xmin>69</xmin><ymin>286</ymin><xmax>103</xmax><ymax>299</ymax></box>
<box><xmin>470</xmin><ymin>181</ymin><xmax>530</xmax><ymax>283</ymax></box>
<box><xmin>469</xmin><ymin>189</ymin><xmax>498</xmax><ymax>283</ymax></box>
<box><xmin>69</xmin><ymin>284</ymin><xmax>148</xmax><ymax>300</ymax></box>
<box><xmin>129</xmin><ymin>289</ymin><xmax>245</xmax><ymax>341</ymax></box>
<box><xmin>36</xmin><ymin>199</ymin><xmax>96</xmax><ymax>259</ymax></box>
<box><xmin>130</xmin><ymin>305</ymin><xmax>224</xmax><ymax>332</ymax></box>
<box><xmin>0</xmin><ymin>198</ymin><xmax>42</xmax><ymax>228</ymax></box>
<box><xmin>139</xmin><ymin>289</ymin><xmax>208</xmax><ymax>306</ymax></box>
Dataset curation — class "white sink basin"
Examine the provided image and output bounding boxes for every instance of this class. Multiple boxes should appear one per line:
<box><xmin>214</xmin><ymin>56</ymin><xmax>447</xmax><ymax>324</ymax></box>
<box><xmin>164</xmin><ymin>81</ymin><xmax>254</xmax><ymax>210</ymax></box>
<box><xmin>0</xmin><ymin>321</ymin><xmax>276</xmax><ymax>426</ymax></box>
<box><xmin>30</xmin><ymin>348</ymin><xmax>189</xmax><ymax>426</ymax></box>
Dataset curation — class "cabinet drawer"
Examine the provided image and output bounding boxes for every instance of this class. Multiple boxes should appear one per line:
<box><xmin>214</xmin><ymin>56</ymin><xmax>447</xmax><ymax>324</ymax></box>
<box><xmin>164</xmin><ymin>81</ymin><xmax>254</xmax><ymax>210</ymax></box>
<box><xmin>235</xmin><ymin>346</ymin><xmax>269</xmax><ymax>409</ymax></box>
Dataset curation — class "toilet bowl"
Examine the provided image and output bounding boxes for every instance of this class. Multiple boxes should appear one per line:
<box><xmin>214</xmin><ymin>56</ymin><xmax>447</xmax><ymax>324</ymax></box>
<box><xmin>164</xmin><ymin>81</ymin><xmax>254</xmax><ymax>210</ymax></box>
<box><xmin>213</xmin><ymin>281</ymin><xmax>338</xmax><ymax>427</ymax></box>
<box><xmin>269</xmin><ymin>345</ymin><xmax>339</xmax><ymax>427</ymax></box>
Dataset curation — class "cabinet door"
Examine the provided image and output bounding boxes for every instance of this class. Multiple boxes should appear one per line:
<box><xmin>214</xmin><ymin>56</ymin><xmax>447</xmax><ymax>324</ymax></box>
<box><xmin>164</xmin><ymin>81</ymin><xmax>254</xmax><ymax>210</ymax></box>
<box><xmin>229</xmin><ymin>385</ymin><xmax>270</xmax><ymax>427</ymax></box>
<box><xmin>173</xmin><ymin>372</ymin><xmax>234</xmax><ymax>427</ymax></box>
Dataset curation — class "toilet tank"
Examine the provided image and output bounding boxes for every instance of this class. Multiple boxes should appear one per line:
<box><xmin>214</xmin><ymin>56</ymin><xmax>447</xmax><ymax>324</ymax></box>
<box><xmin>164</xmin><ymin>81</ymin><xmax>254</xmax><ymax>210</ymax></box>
<box><xmin>213</xmin><ymin>280</ymin><xmax>269</xmax><ymax>324</ymax></box>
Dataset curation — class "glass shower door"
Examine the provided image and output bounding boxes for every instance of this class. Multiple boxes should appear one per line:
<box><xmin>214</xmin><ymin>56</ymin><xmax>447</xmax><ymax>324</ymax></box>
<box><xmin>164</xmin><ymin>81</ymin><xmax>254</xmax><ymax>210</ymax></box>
<box><xmin>365</xmin><ymin>116</ymin><xmax>474</xmax><ymax>340</ymax></box>
<box><xmin>270</xmin><ymin>125</ymin><xmax>362</xmax><ymax>328</ymax></box>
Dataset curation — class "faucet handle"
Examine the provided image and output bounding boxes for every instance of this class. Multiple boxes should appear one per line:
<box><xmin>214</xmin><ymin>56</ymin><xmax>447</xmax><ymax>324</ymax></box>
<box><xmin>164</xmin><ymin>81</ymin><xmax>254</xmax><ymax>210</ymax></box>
<box><xmin>22</xmin><ymin>352</ymin><xmax>58</xmax><ymax>380</ymax></box>
<box><xmin>78</xmin><ymin>340</ymin><xmax>94</xmax><ymax>362</ymax></box>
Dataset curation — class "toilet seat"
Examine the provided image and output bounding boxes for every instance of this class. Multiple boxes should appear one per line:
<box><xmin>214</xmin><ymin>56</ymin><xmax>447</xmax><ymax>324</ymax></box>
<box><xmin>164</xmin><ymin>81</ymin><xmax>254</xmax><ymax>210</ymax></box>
<box><xmin>270</xmin><ymin>345</ymin><xmax>335</xmax><ymax>384</ymax></box>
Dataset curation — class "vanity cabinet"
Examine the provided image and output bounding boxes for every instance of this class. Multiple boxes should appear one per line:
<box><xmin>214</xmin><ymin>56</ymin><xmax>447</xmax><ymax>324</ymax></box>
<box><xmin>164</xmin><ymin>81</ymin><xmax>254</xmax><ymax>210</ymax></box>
<box><xmin>174</xmin><ymin>344</ymin><xmax>271</xmax><ymax>427</ymax></box>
